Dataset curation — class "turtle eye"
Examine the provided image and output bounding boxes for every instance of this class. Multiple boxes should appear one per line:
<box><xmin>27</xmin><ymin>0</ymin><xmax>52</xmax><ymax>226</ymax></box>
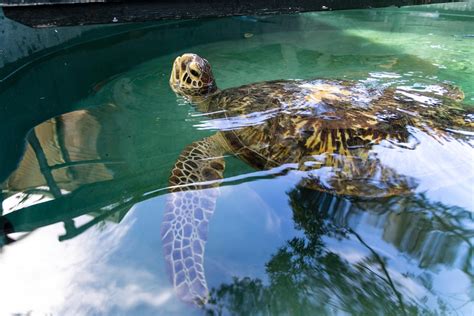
<box><xmin>190</xmin><ymin>69</ymin><xmax>200</xmax><ymax>77</ymax></box>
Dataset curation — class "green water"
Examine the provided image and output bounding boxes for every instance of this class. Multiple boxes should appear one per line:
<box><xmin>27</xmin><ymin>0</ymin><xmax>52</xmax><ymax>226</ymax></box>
<box><xmin>1</xmin><ymin>4</ymin><xmax>473</xmax><ymax>315</ymax></box>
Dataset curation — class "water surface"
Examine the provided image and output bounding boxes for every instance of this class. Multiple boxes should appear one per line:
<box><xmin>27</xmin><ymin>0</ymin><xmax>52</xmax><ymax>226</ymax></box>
<box><xmin>1</xmin><ymin>4</ymin><xmax>473</xmax><ymax>315</ymax></box>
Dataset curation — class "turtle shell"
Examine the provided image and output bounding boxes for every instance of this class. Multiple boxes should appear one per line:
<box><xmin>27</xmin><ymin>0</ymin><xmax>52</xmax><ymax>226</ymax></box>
<box><xmin>204</xmin><ymin>79</ymin><xmax>473</xmax><ymax>197</ymax></box>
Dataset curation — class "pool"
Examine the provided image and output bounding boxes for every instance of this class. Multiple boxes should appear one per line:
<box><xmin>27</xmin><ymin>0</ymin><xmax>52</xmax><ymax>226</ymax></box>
<box><xmin>1</xmin><ymin>3</ymin><xmax>473</xmax><ymax>315</ymax></box>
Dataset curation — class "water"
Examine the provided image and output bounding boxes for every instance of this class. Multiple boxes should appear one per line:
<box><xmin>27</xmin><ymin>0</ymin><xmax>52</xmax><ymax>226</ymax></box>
<box><xmin>1</xmin><ymin>4</ymin><xmax>473</xmax><ymax>315</ymax></box>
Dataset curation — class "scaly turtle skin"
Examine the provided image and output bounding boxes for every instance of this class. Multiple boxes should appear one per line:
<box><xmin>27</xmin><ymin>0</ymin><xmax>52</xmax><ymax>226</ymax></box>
<box><xmin>162</xmin><ymin>53</ymin><xmax>473</xmax><ymax>305</ymax></box>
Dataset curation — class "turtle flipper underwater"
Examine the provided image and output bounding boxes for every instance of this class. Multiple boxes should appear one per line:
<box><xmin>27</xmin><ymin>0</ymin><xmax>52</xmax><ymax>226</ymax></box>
<box><xmin>160</xmin><ymin>134</ymin><xmax>227</xmax><ymax>304</ymax></box>
<box><xmin>163</xmin><ymin>53</ymin><xmax>473</xmax><ymax>305</ymax></box>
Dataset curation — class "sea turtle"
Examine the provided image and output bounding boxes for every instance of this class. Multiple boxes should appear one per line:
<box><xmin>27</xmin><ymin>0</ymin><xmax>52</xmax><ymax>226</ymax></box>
<box><xmin>162</xmin><ymin>53</ymin><xmax>473</xmax><ymax>305</ymax></box>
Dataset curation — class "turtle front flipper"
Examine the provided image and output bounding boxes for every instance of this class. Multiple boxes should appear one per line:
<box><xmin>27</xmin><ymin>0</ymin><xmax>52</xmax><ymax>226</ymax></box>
<box><xmin>161</xmin><ymin>133</ymin><xmax>227</xmax><ymax>305</ymax></box>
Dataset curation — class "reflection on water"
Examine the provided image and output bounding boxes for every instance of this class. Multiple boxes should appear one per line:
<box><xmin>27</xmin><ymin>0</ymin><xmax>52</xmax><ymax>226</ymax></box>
<box><xmin>206</xmin><ymin>188</ymin><xmax>473</xmax><ymax>315</ymax></box>
<box><xmin>4</xmin><ymin>104</ymin><xmax>128</xmax><ymax>199</ymax></box>
<box><xmin>1</xmin><ymin>5</ymin><xmax>474</xmax><ymax>315</ymax></box>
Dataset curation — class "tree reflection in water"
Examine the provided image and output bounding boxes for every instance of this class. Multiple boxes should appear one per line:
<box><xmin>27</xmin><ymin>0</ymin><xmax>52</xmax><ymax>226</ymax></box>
<box><xmin>205</xmin><ymin>187</ymin><xmax>471</xmax><ymax>315</ymax></box>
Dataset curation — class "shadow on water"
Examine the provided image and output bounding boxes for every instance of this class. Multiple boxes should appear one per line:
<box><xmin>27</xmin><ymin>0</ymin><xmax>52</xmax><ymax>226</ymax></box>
<box><xmin>204</xmin><ymin>188</ymin><xmax>473</xmax><ymax>315</ymax></box>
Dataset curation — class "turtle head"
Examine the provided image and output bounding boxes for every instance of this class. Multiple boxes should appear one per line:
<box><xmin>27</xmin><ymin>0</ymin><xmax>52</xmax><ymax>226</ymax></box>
<box><xmin>170</xmin><ymin>54</ymin><xmax>217</xmax><ymax>100</ymax></box>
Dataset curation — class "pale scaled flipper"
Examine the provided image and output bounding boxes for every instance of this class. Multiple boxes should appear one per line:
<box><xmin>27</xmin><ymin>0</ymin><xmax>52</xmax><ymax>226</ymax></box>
<box><xmin>160</xmin><ymin>133</ymin><xmax>227</xmax><ymax>305</ymax></box>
